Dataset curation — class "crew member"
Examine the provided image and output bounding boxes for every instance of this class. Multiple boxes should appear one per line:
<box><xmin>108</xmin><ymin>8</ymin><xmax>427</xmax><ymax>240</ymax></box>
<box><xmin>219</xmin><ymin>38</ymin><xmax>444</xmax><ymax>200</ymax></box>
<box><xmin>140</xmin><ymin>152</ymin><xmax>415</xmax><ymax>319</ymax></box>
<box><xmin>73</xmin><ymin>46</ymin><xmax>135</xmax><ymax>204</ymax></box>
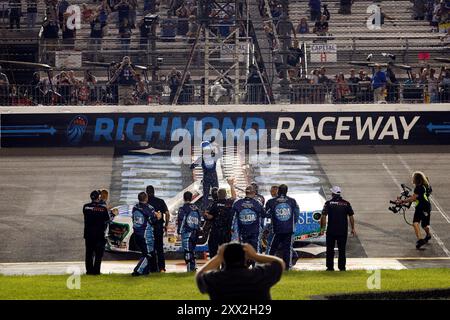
<box><xmin>178</xmin><ymin>191</ymin><xmax>201</xmax><ymax>271</ymax></box>
<box><xmin>265</xmin><ymin>184</ymin><xmax>300</xmax><ymax>270</ymax></box>
<box><xmin>191</xmin><ymin>141</ymin><xmax>221</xmax><ymax>210</ymax></box>
<box><xmin>251</xmin><ymin>182</ymin><xmax>265</xmax><ymax>206</ymax></box>
<box><xmin>231</xmin><ymin>185</ymin><xmax>265</xmax><ymax>252</ymax></box>
<box><xmin>132</xmin><ymin>192</ymin><xmax>162</xmax><ymax>276</ymax></box>
<box><xmin>83</xmin><ymin>190</ymin><xmax>113</xmax><ymax>275</ymax></box>
<box><xmin>399</xmin><ymin>171</ymin><xmax>432</xmax><ymax>249</ymax></box>
<box><xmin>205</xmin><ymin>178</ymin><xmax>237</xmax><ymax>257</ymax></box>
<box><xmin>320</xmin><ymin>186</ymin><xmax>356</xmax><ymax>271</ymax></box>
<box><xmin>259</xmin><ymin>185</ymin><xmax>278</xmax><ymax>254</ymax></box>
<box><xmin>146</xmin><ymin>185</ymin><xmax>170</xmax><ymax>272</ymax></box>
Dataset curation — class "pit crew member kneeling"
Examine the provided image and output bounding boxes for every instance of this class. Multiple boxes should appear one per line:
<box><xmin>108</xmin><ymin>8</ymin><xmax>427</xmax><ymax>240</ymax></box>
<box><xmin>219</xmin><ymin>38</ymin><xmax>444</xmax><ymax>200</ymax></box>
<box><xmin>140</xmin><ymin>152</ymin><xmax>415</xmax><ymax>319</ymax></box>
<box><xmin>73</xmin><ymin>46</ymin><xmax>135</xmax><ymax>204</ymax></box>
<box><xmin>132</xmin><ymin>192</ymin><xmax>162</xmax><ymax>276</ymax></box>
<box><xmin>178</xmin><ymin>191</ymin><xmax>202</xmax><ymax>272</ymax></box>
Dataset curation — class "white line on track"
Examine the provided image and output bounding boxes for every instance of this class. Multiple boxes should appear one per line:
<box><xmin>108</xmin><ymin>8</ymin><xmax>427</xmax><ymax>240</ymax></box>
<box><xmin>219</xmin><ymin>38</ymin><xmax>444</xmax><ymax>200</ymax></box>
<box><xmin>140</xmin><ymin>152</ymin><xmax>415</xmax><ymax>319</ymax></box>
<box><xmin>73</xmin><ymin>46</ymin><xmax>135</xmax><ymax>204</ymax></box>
<box><xmin>381</xmin><ymin>162</ymin><xmax>450</xmax><ymax>257</ymax></box>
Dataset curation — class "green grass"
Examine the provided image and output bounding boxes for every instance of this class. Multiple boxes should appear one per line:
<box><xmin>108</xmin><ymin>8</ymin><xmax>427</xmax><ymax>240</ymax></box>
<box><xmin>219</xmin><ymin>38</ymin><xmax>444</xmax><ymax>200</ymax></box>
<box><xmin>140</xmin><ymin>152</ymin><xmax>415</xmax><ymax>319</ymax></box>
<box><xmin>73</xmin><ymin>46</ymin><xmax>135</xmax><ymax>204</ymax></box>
<box><xmin>0</xmin><ymin>269</ymin><xmax>449</xmax><ymax>300</ymax></box>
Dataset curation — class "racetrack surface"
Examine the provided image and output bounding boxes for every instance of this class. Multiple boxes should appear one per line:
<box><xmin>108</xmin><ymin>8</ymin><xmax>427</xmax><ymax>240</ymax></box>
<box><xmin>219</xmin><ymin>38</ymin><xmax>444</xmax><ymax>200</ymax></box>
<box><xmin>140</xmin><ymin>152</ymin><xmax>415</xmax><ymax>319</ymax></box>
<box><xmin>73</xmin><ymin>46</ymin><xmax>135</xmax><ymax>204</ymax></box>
<box><xmin>0</xmin><ymin>146</ymin><xmax>449</xmax><ymax>263</ymax></box>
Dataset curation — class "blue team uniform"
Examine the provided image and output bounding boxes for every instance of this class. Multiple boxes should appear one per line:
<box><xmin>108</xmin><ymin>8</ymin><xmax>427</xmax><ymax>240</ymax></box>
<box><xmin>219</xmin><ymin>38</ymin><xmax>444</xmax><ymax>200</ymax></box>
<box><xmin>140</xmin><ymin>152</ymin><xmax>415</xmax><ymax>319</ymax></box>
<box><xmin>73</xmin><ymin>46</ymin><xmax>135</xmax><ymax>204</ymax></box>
<box><xmin>178</xmin><ymin>203</ymin><xmax>201</xmax><ymax>271</ymax></box>
<box><xmin>132</xmin><ymin>202</ymin><xmax>158</xmax><ymax>275</ymax></box>
<box><xmin>231</xmin><ymin>197</ymin><xmax>265</xmax><ymax>251</ymax></box>
<box><xmin>265</xmin><ymin>195</ymin><xmax>300</xmax><ymax>270</ymax></box>
<box><xmin>190</xmin><ymin>142</ymin><xmax>220</xmax><ymax>209</ymax></box>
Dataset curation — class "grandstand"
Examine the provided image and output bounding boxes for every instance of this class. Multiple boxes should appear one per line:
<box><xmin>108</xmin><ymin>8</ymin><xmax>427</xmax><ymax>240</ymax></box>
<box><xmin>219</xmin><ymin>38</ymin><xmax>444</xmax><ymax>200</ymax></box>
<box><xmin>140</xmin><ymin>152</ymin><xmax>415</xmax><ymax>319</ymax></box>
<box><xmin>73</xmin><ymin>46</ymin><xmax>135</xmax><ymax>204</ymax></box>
<box><xmin>0</xmin><ymin>0</ymin><xmax>448</xmax><ymax>105</ymax></box>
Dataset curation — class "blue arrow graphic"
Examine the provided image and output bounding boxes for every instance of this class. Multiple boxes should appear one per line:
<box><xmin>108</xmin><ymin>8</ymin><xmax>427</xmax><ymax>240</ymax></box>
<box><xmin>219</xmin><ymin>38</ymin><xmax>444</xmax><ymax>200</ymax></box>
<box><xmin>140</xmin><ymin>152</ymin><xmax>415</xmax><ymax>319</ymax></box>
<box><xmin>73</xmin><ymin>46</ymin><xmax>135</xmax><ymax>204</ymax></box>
<box><xmin>1</xmin><ymin>125</ymin><xmax>57</xmax><ymax>136</ymax></box>
<box><xmin>427</xmin><ymin>123</ymin><xmax>450</xmax><ymax>133</ymax></box>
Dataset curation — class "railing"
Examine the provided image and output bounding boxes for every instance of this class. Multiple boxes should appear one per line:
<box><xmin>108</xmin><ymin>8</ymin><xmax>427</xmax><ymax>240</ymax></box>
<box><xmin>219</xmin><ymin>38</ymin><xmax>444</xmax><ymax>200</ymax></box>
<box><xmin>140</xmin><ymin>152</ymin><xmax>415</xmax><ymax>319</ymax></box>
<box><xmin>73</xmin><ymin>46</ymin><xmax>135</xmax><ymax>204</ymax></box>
<box><xmin>0</xmin><ymin>82</ymin><xmax>449</xmax><ymax>106</ymax></box>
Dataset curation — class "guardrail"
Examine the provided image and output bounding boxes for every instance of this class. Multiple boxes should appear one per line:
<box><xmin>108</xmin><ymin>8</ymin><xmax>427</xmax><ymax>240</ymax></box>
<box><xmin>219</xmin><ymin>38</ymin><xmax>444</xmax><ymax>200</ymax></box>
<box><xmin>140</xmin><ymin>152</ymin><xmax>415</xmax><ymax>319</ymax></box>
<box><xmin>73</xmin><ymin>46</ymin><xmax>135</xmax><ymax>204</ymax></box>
<box><xmin>0</xmin><ymin>82</ymin><xmax>449</xmax><ymax>106</ymax></box>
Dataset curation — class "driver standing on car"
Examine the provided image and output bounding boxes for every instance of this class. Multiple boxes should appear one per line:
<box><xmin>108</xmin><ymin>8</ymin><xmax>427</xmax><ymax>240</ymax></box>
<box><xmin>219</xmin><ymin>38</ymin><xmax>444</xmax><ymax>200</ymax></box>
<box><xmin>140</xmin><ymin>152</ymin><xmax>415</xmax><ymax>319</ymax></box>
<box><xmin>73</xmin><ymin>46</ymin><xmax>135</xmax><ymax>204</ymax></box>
<box><xmin>190</xmin><ymin>141</ymin><xmax>221</xmax><ymax>211</ymax></box>
<box><xmin>320</xmin><ymin>186</ymin><xmax>356</xmax><ymax>271</ymax></box>
<box><xmin>265</xmin><ymin>184</ymin><xmax>300</xmax><ymax>270</ymax></box>
<box><xmin>178</xmin><ymin>191</ymin><xmax>202</xmax><ymax>272</ymax></box>
<box><xmin>132</xmin><ymin>192</ymin><xmax>162</xmax><ymax>276</ymax></box>
<box><xmin>83</xmin><ymin>190</ymin><xmax>113</xmax><ymax>275</ymax></box>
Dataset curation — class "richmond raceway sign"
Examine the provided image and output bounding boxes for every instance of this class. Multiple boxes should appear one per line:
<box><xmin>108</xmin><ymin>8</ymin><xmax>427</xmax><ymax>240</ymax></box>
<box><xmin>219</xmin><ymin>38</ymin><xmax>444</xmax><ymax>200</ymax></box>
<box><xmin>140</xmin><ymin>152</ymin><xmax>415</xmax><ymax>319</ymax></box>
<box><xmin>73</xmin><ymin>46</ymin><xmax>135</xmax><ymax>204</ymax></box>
<box><xmin>0</xmin><ymin>110</ymin><xmax>449</xmax><ymax>148</ymax></box>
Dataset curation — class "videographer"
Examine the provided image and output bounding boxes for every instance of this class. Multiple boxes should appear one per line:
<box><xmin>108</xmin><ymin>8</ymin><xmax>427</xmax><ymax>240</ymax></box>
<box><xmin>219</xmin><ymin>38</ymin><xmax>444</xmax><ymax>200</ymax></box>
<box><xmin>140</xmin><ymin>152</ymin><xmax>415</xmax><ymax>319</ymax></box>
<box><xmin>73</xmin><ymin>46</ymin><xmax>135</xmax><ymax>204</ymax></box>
<box><xmin>196</xmin><ymin>242</ymin><xmax>285</xmax><ymax>301</ymax></box>
<box><xmin>397</xmin><ymin>171</ymin><xmax>432</xmax><ymax>249</ymax></box>
<box><xmin>109</xmin><ymin>56</ymin><xmax>138</xmax><ymax>105</ymax></box>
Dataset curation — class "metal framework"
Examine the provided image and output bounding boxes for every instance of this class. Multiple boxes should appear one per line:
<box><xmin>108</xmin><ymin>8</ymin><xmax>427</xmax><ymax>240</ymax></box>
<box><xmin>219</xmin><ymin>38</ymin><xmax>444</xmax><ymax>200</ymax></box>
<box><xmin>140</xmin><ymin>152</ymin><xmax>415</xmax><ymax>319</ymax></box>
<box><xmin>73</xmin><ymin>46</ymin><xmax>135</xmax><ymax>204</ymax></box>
<box><xmin>173</xmin><ymin>0</ymin><xmax>269</xmax><ymax>105</ymax></box>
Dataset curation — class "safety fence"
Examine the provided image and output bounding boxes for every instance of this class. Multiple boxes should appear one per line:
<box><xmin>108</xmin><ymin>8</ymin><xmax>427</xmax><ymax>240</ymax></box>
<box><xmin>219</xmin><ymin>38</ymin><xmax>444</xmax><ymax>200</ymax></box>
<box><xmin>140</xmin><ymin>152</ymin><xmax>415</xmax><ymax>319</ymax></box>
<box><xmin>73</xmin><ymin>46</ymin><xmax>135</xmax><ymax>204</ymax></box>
<box><xmin>0</xmin><ymin>82</ymin><xmax>449</xmax><ymax>106</ymax></box>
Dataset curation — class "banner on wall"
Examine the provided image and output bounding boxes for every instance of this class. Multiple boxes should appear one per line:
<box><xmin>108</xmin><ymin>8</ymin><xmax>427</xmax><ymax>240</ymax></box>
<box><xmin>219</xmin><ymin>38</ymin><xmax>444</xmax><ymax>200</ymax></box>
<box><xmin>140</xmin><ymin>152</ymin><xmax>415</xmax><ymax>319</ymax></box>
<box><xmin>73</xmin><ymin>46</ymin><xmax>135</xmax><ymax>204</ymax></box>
<box><xmin>310</xmin><ymin>43</ymin><xmax>337</xmax><ymax>63</ymax></box>
<box><xmin>1</xmin><ymin>109</ymin><xmax>450</xmax><ymax>149</ymax></box>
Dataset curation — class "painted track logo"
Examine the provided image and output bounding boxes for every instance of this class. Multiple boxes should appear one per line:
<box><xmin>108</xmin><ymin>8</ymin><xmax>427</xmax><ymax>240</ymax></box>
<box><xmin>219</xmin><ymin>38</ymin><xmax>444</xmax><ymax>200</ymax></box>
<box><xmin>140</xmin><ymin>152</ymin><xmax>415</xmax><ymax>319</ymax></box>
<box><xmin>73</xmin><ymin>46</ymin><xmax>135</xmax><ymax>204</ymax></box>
<box><xmin>67</xmin><ymin>115</ymin><xmax>88</xmax><ymax>145</ymax></box>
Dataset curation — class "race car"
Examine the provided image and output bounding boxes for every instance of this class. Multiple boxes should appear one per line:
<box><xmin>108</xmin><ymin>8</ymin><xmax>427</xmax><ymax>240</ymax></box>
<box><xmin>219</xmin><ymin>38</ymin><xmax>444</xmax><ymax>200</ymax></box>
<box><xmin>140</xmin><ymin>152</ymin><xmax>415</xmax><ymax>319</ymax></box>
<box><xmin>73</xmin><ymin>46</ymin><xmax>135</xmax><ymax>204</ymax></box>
<box><xmin>106</xmin><ymin>182</ymin><xmax>327</xmax><ymax>253</ymax></box>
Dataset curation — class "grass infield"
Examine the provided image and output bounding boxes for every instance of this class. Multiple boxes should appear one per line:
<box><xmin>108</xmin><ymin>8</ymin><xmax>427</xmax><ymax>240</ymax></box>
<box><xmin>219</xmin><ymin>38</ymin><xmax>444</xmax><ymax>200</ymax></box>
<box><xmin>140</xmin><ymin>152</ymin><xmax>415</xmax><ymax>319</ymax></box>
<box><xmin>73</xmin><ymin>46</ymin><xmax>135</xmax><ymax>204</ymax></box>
<box><xmin>0</xmin><ymin>268</ymin><xmax>449</xmax><ymax>300</ymax></box>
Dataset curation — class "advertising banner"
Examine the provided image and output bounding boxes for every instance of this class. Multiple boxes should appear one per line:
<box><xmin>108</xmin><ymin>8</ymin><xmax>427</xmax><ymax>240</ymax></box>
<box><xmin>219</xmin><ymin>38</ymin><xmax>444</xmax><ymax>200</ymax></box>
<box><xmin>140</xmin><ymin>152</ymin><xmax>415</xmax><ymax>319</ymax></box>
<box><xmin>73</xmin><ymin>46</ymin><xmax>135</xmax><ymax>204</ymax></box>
<box><xmin>1</xmin><ymin>107</ymin><xmax>450</xmax><ymax>149</ymax></box>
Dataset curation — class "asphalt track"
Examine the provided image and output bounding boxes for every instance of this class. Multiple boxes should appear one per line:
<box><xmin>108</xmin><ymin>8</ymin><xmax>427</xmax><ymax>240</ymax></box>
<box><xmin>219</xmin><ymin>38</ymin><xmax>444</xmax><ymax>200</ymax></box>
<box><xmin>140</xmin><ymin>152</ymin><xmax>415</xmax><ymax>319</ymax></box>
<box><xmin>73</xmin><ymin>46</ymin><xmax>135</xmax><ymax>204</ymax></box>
<box><xmin>0</xmin><ymin>146</ymin><xmax>449</xmax><ymax>264</ymax></box>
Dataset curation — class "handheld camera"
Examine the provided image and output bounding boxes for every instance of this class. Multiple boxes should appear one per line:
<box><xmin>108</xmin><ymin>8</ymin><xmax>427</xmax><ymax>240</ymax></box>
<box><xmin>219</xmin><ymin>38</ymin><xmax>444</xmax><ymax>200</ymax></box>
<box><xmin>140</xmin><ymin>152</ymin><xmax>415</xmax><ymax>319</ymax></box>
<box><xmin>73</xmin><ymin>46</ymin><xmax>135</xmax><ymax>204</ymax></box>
<box><xmin>388</xmin><ymin>183</ymin><xmax>412</xmax><ymax>214</ymax></box>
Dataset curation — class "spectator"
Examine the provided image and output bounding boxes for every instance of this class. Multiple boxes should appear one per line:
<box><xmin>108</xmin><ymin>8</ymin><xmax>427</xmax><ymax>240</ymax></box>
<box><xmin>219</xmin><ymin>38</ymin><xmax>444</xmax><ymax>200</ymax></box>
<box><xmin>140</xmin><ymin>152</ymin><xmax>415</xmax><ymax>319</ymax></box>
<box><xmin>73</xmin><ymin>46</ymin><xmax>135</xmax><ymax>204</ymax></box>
<box><xmin>161</xmin><ymin>12</ymin><xmax>177</xmax><ymax>42</ymax></box>
<box><xmin>335</xmin><ymin>73</ymin><xmax>350</xmax><ymax>102</ymax></box>
<box><xmin>218</xmin><ymin>15</ymin><xmax>231</xmax><ymax>38</ymax></box>
<box><xmin>42</xmin><ymin>15</ymin><xmax>60</xmax><ymax>52</ymax></box>
<box><xmin>357</xmin><ymin>69</ymin><xmax>372</xmax><ymax>102</ymax></box>
<box><xmin>128</xmin><ymin>0</ymin><xmax>137</xmax><ymax>28</ymax></box>
<box><xmin>210</xmin><ymin>81</ymin><xmax>228</xmax><ymax>104</ymax></box>
<box><xmin>144</xmin><ymin>0</ymin><xmax>157</xmax><ymax>14</ymax></box>
<box><xmin>180</xmin><ymin>72</ymin><xmax>194</xmax><ymax>104</ymax></box>
<box><xmin>114</xmin><ymin>0</ymin><xmax>130</xmax><ymax>28</ymax></box>
<box><xmin>26</xmin><ymin>0</ymin><xmax>37</xmax><ymax>29</ymax></box>
<box><xmin>438</xmin><ymin>67</ymin><xmax>450</xmax><ymax>102</ymax></box>
<box><xmin>309</xmin><ymin>0</ymin><xmax>321</xmax><ymax>22</ymax></box>
<box><xmin>296</xmin><ymin>17</ymin><xmax>309</xmax><ymax>35</ymax></box>
<box><xmin>386</xmin><ymin>63</ymin><xmax>399</xmax><ymax>103</ymax></box>
<box><xmin>428</xmin><ymin>68</ymin><xmax>439</xmax><ymax>102</ymax></box>
<box><xmin>196</xmin><ymin>242</ymin><xmax>284</xmax><ymax>301</ymax></box>
<box><xmin>0</xmin><ymin>65</ymin><xmax>10</xmax><ymax>106</ymax></box>
<box><xmin>168</xmin><ymin>68</ymin><xmax>180</xmax><ymax>104</ymax></box>
<box><xmin>339</xmin><ymin>0</ymin><xmax>354</xmax><ymax>15</ymax></box>
<box><xmin>81</xmin><ymin>70</ymin><xmax>97</xmax><ymax>104</ymax></box>
<box><xmin>176</xmin><ymin>3</ymin><xmax>189</xmax><ymax>36</ymax></box>
<box><xmin>322</xmin><ymin>4</ymin><xmax>330</xmax><ymax>21</ymax></box>
<box><xmin>134</xmin><ymin>74</ymin><xmax>149</xmax><ymax>104</ymax></box>
<box><xmin>411</xmin><ymin>0</ymin><xmax>426</xmax><ymax>20</ymax></box>
<box><xmin>287</xmin><ymin>39</ymin><xmax>303</xmax><ymax>79</ymax></box>
<box><xmin>30</xmin><ymin>72</ymin><xmax>44</xmax><ymax>105</ymax></box>
<box><xmin>119</xmin><ymin>18</ymin><xmax>132</xmax><ymax>53</ymax></box>
<box><xmin>264</xmin><ymin>23</ymin><xmax>276</xmax><ymax>49</ymax></box>
<box><xmin>57</xmin><ymin>0</ymin><xmax>70</xmax><ymax>29</ymax></box>
<box><xmin>313</xmin><ymin>14</ymin><xmax>328</xmax><ymax>36</ymax></box>
<box><xmin>186</xmin><ymin>15</ymin><xmax>198</xmax><ymax>43</ymax></box>
<box><xmin>109</xmin><ymin>56</ymin><xmax>137</xmax><ymax>105</ymax></box>
<box><xmin>90</xmin><ymin>12</ymin><xmax>107</xmax><ymax>61</ymax></box>
<box><xmin>9</xmin><ymin>0</ymin><xmax>21</xmax><ymax>29</ymax></box>
<box><xmin>348</xmin><ymin>69</ymin><xmax>359</xmax><ymax>96</ymax></box>
<box><xmin>246</xmin><ymin>64</ymin><xmax>264</xmax><ymax>104</ymax></box>
<box><xmin>372</xmin><ymin>64</ymin><xmax>387</xmax><ymax>103</ymax></box>
<box><xmin>81</xmin><ymin>3</ymin><xmax>94</xmax><ymax>23</ymax></box>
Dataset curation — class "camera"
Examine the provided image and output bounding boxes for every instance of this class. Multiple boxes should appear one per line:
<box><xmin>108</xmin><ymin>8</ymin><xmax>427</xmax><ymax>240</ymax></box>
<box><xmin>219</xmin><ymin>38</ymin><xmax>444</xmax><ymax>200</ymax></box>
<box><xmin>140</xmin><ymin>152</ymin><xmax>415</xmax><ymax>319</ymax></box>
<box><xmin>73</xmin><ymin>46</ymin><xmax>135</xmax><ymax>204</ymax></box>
<box><xmin>388</xmin><ymin>184</ymin><xmax>412</xmax><ymax>214</ymax></box>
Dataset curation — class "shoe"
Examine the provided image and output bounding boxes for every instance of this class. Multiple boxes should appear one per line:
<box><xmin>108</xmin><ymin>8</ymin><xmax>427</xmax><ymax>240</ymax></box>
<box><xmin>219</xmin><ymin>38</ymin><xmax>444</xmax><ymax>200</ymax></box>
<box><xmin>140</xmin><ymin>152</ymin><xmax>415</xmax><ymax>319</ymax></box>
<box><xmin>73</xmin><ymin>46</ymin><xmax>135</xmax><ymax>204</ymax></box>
<box><xmin>424</xmin><ymin>234</ymin><xmax>431</xmax><ymax>243</ymax></box>
<box><xmin>416</xmin><ymin>239</ymin><xmax>426</xmax><ymax>249</ymax></box>
<box><xmin>339</xmin><ymin>269</ymin><xmax>346</xmax><ymax>272</ymax></box>
<box><xmin>131</xmin><ymin>272</ymin><xmax>141</xmax><ymax>277</ymax></box>
<box><xmin>160</xmin><ymin>269</ymin><xmax>166</xmax><ymax>273</ymax></box>
<box><xmin>326</xmin><ymin>268</ymin><xmax>335</xmax><ymax>271</ymax></box>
